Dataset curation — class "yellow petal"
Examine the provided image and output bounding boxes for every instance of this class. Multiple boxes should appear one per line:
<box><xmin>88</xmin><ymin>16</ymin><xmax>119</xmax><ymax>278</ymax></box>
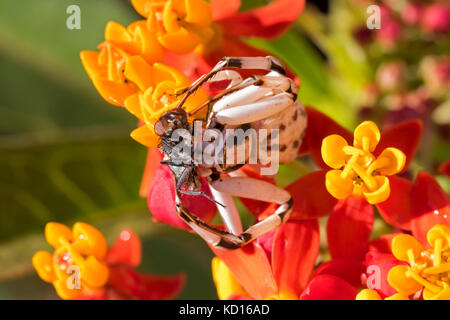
<box><xmin>427</xmin><ymin>224</ymin><xmax>450</xmax><ymax>250</ymax></box>
<box><xmin>355</xmin><ymin>289</ymin><xmax>382</xmax><ymax>300</ymax></box>
<box><xmin>353</xmin><ymin>121</ymin><xmax>380</xmax><ymax>152</ymax></box>
<box><xmin>90</xmin><ymin>78</ymin><xmax>135</xmax><ymax>107</ymax></box>
<box><xmin>53</xmin><ymin>278</ymin><xmax>82</xmax><ymax>300</ymax></box>
<box><xmin>82</xmin><ymin>256</ymin><xmax>110</xmax><ymax>288</ymax></box>
<box><xmin>153</xmin><ymin>62</ymin><xmax>191</xmax><ymax>87</ymax></box>
<box><xmin>371</xmin><ymin>148</ymin><xmax>406</xmax><ymax>176</ymax></box>
<box><xmin>45</xmin><ymin>222</ymin><xmax>73</xmax><ymax>249</ymax></box>
<box><xmin>325</xmin><ymin>169</ymin><xmax>354</xmax><ymax>200</ymax></box>
<box><xmin>124</xmin><ymin>56</ymin><xmax>155</xmax><ymax>91</ymax></box>
<box><xmin>132</xmin><ymin>24</ymin><xmax>164</xmax><ymax>63</ymax></box>
<box><xmin>387</xmin><ymin>265</ymin><xmax>422</xmax><ymax>295</ymax></box>
<box><xmin>32</xmin><ymin>251</ymin><xmax>57</xmax><ymax>283</ymax></box>
<box><xmin>362</xmin><ymin>175</ymin><xmax>390</xmax><ymax>204</ymax></box>
<box><xmin>124</xmin><ymin>93</ymin><xmax>144</xmax><ymax>119</ymax></box>
<box><xmin>385</xmin><ymin>293</ymin><xmax>410</xmax><ymax>300</ymax></box>
<box><xmin>158</xmin><ymin>28</ymin><xmax>200</xmax><ymax>54</ymax></box>
<box><xmin>185</xmin><ymin>0</ymin><xmax>212</xmax><ymax>27</ymax></box>
<box><xmin>130</xmin><ymin>125</ymin><xmax>160</xmax><ymax>148</ymax></box>
<box><xmin>423</xmin><ymin>282</ymin><xmax>450</xmax><ymax>300</ymax></box>
<box><xmin>105</xmin><ymin>21</ymin><xmax>131</xmax><ymax>43</ymax></box>
<box><xmin>163</xmin><ymin>0</ymin><xmax>181</xmax><ymax>33</ymax></box>
<box><xmin>72</xmin><ymin>222</ymin><xmax>108</xmax><ymax>259</ymax></box>
<box><xmin>391</xmin><ymin>234</ymin><xmax>424</xmax><ymax>262</ymax></box>
<box><xmin>131</xmin><ymin>0</ymin><xmax>152</xmax><ymax>17</ymax></box>
<box><xmin>212</xmin><ymin>257</ymin><xmax>248</xmax><ymax>300</ymax></box>
<box><xmin>321</xmin><ymin>135</ymin><xmax>349</xmax><ymax>169</ymax></box>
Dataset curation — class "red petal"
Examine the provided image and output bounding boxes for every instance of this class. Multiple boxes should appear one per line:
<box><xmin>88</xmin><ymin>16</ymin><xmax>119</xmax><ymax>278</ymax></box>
<box><xmin>286</xmin><ymin>171</ymin><xmax>338</xmax><ymax>219</ymax></box>
<box><xmin>299</xmin><ymin>107</ymin><xmax>353</xmax><ymax>170</ymax></box>
<box><xmin>217</xmin><ymin>0</ymin><xmax>305</xmax><ymax>39</ymax></box>
<box><xmin>364</xmin><ymin>251</ymin><xmax>403</xmax><ymax>298</ymax></box>
<box><xmin>272</xmin><ymin>220</ymin><xmax>320</xmax><ymax>296</ymax></box>
<box><xmin>147</xmin><ymin>165</ymin><xmax>217</xmax><ymax>230</ymax></box>
<box><xmin>105</xmin><ymin>229</ymin><xmax>142</xmax><ymax>267</ymax></box>
<box><xmin>211</xmin><ymin>242</ymin><xmax>278</xmax><ymax>300</ymax></box>
<box><xmin>411</xmin><ymin>171</ymin><xmax>450</xmax><ymax>245</ymax></box>
<box><xmin>368</xmin><ymin>233</ymin><xmax>399</xmax><ymax>254</ymax></box>
<box><xmin>211</xmin><ymin>0</ymin><xmax>241</xmax><ymax>21</ymax></box>
<box><xmin>439</xmin><ymin>160</ymin><xmax>450</xmax><ymax>177</ymax></box>
<box><xmin>375</xmin><ymin>176</ymin><xmax>413</xmax><ymax>230</ymax></box>
<box><xmin>375</xmin><ymin>119</ymin><xmax>423</xmax><ymax>170</ymax></box>
<box><xmin>108</xmin><ymin>265</ymin><xmax>185</xmax><ymax>300</ymax></box>
<box><xmin>313</xmin><ymin>259</ymin><xmax>365</xmax><ymax>289</ymax></box>
<box><xmin>300</xmin><ymin>274</ymin><xmax>358</xmax><ymax>300</ymax></box>
<box><xmin>256</xmin><ymin>229</ymin><xmax>275</xmax><ymax>262</ymax></box>
<box><xmin>327</xmin><ymin>196</ymin><xmax>374</xmax><ymax>260</ymax></box>
<box><xmin>139</xmin><ymin>148</ymin><xmax>163</xmax><ymax>198</ymax></box>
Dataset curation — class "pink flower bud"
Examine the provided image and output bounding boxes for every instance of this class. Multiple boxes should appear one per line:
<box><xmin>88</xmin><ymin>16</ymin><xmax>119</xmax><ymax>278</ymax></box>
<box><xmin>376</xmin><ymin>20</ymin><xmax>402</xmax><ymax>49</ymax></box>
<box><xmin>402</xmin><ymin>3</ymin><xmax>422</xmax><ymax>25</ymax></box>
<box><xmin>421</xmin><ymin>4</ymin><xmax>450</xmax><ymax>33</ymax></box>
<box><xmin>376</xmin><ymin>61</ymin><xmax>407</xmax><ymax>92</ymax></box>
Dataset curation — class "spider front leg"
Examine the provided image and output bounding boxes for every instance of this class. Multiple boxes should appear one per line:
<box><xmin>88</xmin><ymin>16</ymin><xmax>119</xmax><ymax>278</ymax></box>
<box><xmin>210</xmin><ymin>177</ymin><xmax>293</xmax><ymax>241</ymax></box>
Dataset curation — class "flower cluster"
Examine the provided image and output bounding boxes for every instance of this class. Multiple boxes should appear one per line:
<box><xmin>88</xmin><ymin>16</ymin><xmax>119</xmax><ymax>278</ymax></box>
<box><xmin>33</xmin><ymin>222</ymin><xmax>185</xmax><ymax>300</ymax></box>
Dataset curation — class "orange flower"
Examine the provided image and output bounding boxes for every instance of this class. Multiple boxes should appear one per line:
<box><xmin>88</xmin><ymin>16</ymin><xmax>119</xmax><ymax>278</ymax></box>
<box><xmin>80</xmin><ymin>21</ymin><xmax>164</xmax><ymax>106</ymax></box>
<box><xmin>33</xmin><ymin>222</ymin><xmax>185</xmax><ymax>300</ymax></box>
<box><xmin>123</xmin><ymin>56</ymin><xmax>208</xmax><ymax>147</ymax></box>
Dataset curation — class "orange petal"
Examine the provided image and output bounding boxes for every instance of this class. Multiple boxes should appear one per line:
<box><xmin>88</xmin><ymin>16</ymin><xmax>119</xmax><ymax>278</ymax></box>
<box><xmin>211</xmin><ymin>242</ymin><xmax>277</xmax><ymax>300</ymax></box>
<box><xmin>387</xmin><ymin>265</ymin><xmax>422</xmax><ymax>295</ymax></box>
<box><xmin>130</xmin><ymin>125</ymin><xmax>160</xmax><ymax>148</ymax></box>
<box><xmin>272</xmin><ymin>220</ymin><xmax>320</xmax><ymax>297</ymax></box>
<box><xmin>45</xmin><ymin>222</ymin><xmax>73</xmax><ymax>249</ymax></box>
<box><xmin>32</xmin><ymin>251</ymin><xmax>57</xmax><ymax>283</ymax></box>
<box><xmin>72</xmin><ymin>222</ymin><xmax>108</xmax><ymax>259</ymax></box>
<box><xmin>353</xmin><ymin>121</ymin><xmax>380</xmax><ymax>152</ymax></box>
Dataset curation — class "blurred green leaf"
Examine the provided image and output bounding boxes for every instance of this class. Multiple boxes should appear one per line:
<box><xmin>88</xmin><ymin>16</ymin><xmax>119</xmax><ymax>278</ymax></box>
<box><xmin>247</xmin><ymin>29</ymin><xmax>356</xmax><ymax>127</ymax></box>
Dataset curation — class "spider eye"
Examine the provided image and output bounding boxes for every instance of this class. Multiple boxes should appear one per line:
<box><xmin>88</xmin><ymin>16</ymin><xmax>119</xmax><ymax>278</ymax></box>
<box><xmin>154</xmin><ymin>121</ymin><xmax>166</xmax><ymax>136</ymax></box>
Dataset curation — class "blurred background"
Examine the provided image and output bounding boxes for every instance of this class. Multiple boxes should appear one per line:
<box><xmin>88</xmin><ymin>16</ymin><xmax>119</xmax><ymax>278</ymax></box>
<box><xmin>0</xmin><ymin>0</ymin><xmax>448</xmax><ymax>299</ymax></box>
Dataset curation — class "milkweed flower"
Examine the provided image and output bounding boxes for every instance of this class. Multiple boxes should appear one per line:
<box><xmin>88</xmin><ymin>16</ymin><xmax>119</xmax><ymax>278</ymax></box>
<box><xmin>321</xmin><ymin>121</ymin><xmax>406</xmax><ymax>204</ymax></box>
<box><xmin>210</xmin><ymin>214</ymin><xmax>360</xmax><ymax>300</ymax></box>
<box><xmin>81</xmin><ymin>21</ymin><xmax>164</xmax><ymax>106</ymax></box>
<box><xmin>32</xmin><ymin>222</ymin><xmax>185</xmax><ymax>300</ymax></box>
<box><xmin>356</xmin><ymin>171</ymin><xmax>450</xmax><ymax>300</ymax></box>
<box><xmin>122</xmin><ymin>56</ymin><xmax>208</xmax><ymax>147</ymax></box>
<box><xmin>131</xmin><ymin>0</ymin><xmax>305</xmax><ymax>78</ymax></box>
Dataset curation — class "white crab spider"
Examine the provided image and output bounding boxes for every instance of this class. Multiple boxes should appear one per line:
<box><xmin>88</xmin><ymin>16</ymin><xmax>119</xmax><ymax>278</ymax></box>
<box><xmin>154</xmin><ymin>56</ymin><xmax>307</xmax><ymax>250</ymax></box>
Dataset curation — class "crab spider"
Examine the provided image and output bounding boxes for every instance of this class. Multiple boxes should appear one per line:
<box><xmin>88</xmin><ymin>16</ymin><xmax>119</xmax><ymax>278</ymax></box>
<box><xmin>155</xmin><ymin>56</ymin><xmax>307</xmax><ymax>250</ymax></box>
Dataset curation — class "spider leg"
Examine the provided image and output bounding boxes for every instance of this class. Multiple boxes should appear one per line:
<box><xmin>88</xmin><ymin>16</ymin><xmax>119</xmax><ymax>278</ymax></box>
<box><xmin>177</xmin><ymin>56</ymin><xmax>286</xmax><ymax>110</ymax></box>
<box><xmin>210</xmin><ymin>176</ymin><xmax>293</xmax><ymax>243</ymax></box>
<box><xmin>173</xmin><ymin>175</ymin><xmax>292</xmax><ymax>250</ymax></box>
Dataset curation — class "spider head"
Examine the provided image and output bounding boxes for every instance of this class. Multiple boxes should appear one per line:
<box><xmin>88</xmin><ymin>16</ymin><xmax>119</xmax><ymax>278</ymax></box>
<box><xmin>154</xmin><ymin>109</ymin><xmax>190</xmax><ymax>137</ymax></box>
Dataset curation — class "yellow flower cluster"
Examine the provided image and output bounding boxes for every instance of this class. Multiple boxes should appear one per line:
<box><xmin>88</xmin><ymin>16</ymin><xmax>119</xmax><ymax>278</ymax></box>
<box><xmin>32</xmin><ymin>222</ymin><xmax>109</xmax><ymax>300</ymax></box>
<box><xmin>80</xmin><ymin>0</ymin><xmax>213</xmax><ymax>147</ymax></box>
